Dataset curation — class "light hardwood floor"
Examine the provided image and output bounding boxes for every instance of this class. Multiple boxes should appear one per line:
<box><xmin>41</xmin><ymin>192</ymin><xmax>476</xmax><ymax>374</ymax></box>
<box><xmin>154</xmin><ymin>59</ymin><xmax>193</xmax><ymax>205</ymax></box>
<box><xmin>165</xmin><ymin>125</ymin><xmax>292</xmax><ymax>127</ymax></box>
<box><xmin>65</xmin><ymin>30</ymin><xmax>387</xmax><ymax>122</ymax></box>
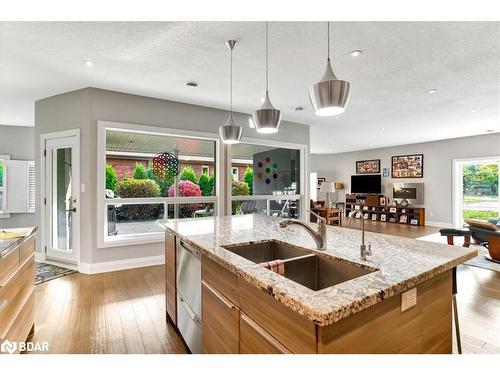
<box><xmin>28</xmin><ymin>224</ymin><xmax>500</xmax><ymax>354</ymax></box>
<box><xmin>29</xmin><ymin>266</ymin><xmax>187</xmax><ymax>354</ymax></box>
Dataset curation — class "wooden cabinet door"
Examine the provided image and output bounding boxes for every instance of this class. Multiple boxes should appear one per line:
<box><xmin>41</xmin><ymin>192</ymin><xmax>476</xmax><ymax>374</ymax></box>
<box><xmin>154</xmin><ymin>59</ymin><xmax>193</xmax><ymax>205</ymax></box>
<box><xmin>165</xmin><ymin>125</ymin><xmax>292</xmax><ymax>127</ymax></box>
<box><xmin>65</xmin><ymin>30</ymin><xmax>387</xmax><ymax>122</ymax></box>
<box><xmin>240</xmin><ymin>313</ymin><xmax>291</xmax><ymax>354</ymax></box>
<box><xmin>165</xmin><ymin>232</ymin><xmax>176</xmax><ymax>324</ymax></box>
<box><xmin>202</xmin><ymin>280</ymin><xmax>239</xmax><ymax>353</ymax></box>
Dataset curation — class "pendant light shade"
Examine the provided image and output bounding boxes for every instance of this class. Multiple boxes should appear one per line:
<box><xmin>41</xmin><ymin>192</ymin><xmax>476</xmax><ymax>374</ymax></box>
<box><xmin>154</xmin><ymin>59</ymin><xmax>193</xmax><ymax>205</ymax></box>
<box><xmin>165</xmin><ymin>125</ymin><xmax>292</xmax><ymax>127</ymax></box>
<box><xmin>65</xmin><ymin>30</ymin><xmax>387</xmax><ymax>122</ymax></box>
<box><xmin>309</xmin><ymin>22</ymin><xmax>351</xmax><ymax>117</ymax></box>
<box><xmin>219</xmin><ymin>40</ymin><xmax>243</xmax><ymax>144</ymax></box>
<box><xmin>219</xmin><ymin>112</ymin><xmax>243</xmax><ymax>144</ymax></box>
<box><xmin>252</xmin><ymin>22</ymin><xmax>282</xmax><ymax>134</ymax></box>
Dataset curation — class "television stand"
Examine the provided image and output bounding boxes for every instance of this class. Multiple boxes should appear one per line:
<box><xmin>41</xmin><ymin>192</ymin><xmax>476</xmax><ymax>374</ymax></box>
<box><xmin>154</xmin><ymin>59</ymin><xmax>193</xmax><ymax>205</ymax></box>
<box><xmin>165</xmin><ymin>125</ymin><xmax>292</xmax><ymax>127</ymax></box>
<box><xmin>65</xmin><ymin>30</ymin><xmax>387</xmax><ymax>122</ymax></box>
<box><xmin>345</xmin><ymin>194</ymin><xmax>425</xmax><ymax>226</ymax></box>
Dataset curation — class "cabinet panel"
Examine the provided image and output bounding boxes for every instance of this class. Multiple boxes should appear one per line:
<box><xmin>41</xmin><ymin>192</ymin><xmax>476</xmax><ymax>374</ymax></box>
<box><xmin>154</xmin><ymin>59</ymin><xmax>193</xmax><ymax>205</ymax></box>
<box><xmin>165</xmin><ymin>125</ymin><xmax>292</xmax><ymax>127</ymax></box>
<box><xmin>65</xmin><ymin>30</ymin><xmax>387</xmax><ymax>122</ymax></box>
<box><xmin>202</xmin><ymin>256</ymin><xmax>239</xmax><ymax>306</ymax></box>
<box><xmin>165</xmin><ymin>232</ymin><xmax>176</xmax><ymax>324</ymax></box>
<box><xmin>0</xmin><ymin>247</ymin><xmax>20</xmax><ymax>287</ymax></box>
<box><xmin>238</xmin><ymin>278</ymin><xmax>316</xmax><ymax>353</ymax></box>
<box><xmin>240</xmin><ymin>313</ymin><xmax>290</xmax><ymax>354</ymax></box>
<box><xmin>202</xmin><ymin>281</ymin><xmax>239</xmax><ymax>354</ymax></box>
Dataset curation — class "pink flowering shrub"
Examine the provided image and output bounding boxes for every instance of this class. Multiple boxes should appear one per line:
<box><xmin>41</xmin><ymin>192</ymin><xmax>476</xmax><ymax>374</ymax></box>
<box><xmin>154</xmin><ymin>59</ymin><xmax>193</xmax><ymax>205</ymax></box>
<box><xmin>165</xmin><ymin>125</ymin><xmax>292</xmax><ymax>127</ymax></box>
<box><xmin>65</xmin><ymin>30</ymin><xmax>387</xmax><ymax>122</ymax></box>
<box><xmin>168</xmin><ymin>180</ymin><xmax>202</xmax><ymax>198</ymax></box>
<box><xmin>168</xmin><ymin>180</ymin><xmax>202</xmax><ymax>217</ymax></box>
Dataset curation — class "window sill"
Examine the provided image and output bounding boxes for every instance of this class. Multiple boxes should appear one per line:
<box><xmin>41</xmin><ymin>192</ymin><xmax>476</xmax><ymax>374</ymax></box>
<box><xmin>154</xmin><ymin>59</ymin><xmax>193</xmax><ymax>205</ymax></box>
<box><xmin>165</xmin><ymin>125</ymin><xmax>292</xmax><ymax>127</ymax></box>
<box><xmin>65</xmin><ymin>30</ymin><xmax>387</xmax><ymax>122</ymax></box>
<box><xmin>99</xmin><ymin>232</ymin><xmax>164</xmax><ymax>248</ymax></box>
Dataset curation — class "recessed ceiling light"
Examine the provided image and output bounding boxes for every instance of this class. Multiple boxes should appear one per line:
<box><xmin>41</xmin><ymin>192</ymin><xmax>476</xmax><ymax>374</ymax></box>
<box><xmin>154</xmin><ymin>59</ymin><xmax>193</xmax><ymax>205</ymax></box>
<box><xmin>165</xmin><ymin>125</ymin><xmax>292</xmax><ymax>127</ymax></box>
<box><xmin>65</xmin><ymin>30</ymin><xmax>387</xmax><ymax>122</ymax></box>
<box><xmin>486</xmin><ymin>129</ymin><xmax>495</xmax><ymax>133</ymax></box>
<box><xmin>83</xmin><ymin>60</ymin><xmax>95</xmax><ymax>67</ymax></box>
<box><xmin>295</xmin><ymin>106</ymin><xmax>304</xmax><ymax>111</ymax></box>
<box><xmin>469</xmin><ymin>109</ymin><xmax>478</xmax><ymax>113</ymax></box>
<box><xmin>426</xmin><ymin>88</ymin><xmax>437</xmax><ymax>95</ymax></box>
<box><xmin>350</xmin><ymin>50</ymin><xmax>363</xmax><ymax>57</ymax></box>
<box><xmin>334</xmin><ymin>116</ymin><xmax>339</xmax><ymax>119</ymax></box>
<box><xmin>186</xmin><ymin>81</ymin><xmax>198</xmax><ymax>88</ymax></box>
<box><xmin>380</xmin><ymin>127</ymin><xmax>385</xmax><ymax>130</ymax></box>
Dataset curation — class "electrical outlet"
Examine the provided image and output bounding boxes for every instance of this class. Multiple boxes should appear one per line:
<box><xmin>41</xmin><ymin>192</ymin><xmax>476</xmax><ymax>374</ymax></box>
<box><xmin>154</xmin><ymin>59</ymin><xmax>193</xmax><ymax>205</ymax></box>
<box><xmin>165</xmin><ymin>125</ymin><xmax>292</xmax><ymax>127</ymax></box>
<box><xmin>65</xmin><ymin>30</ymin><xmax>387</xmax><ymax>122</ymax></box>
<box><xmin>401</xmin><ymin>288</ymin><xmax>417</xmax><ymax>312</ymax></box>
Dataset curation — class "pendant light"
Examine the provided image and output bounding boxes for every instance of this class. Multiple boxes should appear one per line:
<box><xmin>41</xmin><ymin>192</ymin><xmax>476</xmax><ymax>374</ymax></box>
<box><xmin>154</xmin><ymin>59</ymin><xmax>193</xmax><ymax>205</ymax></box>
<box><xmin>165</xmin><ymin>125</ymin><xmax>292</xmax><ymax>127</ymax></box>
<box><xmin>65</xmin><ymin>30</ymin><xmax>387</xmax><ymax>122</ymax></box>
<box><xmin>309</xmin><ymin>22</ymin><xmax>351</xmax><ymax>116</ymax></box>
<box><xmin>252</xmin><ymin>22</ymin><xmax>282</xmax><ymax>134</ymax></box>
<box><xmin>219</xmin><ymin>40</ymin><xmax>243</xmax><ymax>144</ymax></box>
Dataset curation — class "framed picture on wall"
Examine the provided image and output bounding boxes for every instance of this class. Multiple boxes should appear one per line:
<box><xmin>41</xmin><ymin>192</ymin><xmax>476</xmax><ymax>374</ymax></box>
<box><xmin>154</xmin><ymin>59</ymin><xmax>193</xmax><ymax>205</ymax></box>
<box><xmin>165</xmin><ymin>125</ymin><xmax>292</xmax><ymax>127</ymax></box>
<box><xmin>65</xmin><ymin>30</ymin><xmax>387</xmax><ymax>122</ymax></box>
<box><xmin>380</xmin><ymin>197</ymin><xmax>386</xmax><ymax>206</ymax></box>
<box><xmin>356</xmin><ymin>159</ymin><xmax>381</xmax><ymax>174</ymax></box>
<box><xmin>380</xmin><ymin>214</ymin><xmax>387</xmax><ymax>222</ymax></box>
<box><xmin>383</xmin><ymin>168</ymin><xmax>390</xmax><ymax>177</ymax></box>
<box><xmin>391</xmin><ymin>154</ymin><xmax>424</xmax><ymax>178</ymax></box>
<box><xmin>317</xmin><ymin>177</ymin><xmax>326</xmax><ymax>190</ymax></box>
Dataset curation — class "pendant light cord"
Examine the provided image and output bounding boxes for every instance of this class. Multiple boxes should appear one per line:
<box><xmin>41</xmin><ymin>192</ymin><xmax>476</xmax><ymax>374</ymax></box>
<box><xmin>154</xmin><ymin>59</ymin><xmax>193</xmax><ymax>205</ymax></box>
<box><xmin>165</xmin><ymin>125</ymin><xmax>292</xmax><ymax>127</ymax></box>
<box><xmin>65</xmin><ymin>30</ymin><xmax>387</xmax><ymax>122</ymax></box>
<box><xmin>230</xmin><ymin>46</ymin><xmax>233</xmax><ymax>113</ymax></box>
<box><xmin>266</xmin><ymin>21</ymin><xmax>269</xmax><ymax>93</ymax></box>
<box><xmin>327</xmin><ymin>21</ymin><xmax>330</xmax><ymax>60</ymax></box>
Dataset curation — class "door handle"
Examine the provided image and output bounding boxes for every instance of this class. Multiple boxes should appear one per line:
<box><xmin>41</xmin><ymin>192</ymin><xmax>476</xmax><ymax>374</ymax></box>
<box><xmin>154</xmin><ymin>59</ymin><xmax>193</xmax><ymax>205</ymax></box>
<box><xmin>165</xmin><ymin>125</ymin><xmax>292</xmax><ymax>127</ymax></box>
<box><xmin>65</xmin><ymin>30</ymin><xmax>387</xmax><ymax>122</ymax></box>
<box><xmin>66</xmin><ymin>208</ymin><xmax>77</xmax><ymax>212</ymax></box>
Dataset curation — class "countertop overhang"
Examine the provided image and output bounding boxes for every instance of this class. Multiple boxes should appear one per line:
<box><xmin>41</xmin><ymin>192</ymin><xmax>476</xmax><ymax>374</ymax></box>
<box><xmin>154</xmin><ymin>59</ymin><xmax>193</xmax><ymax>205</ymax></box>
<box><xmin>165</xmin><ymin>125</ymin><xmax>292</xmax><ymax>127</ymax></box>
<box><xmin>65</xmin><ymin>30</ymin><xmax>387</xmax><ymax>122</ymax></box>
<box><xmin>0</xmin><ymin>227</ymin><xmax>37</xmax><ymax>258</ymax></box>
<box><xmin>159</xmin><ymin>215</ymin><xmax>477</xmax><ymax>326</ymax></box>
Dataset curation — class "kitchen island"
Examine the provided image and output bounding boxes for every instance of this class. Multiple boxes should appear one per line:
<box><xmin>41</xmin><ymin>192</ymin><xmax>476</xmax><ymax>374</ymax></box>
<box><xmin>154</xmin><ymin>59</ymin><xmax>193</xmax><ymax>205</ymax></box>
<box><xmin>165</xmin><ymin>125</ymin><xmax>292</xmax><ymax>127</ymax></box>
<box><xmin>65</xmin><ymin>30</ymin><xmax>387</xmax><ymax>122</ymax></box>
<box><xmin>159</xmin><ymin>215</ymin><xmax>477</xmax><ymax>354</ymax></box>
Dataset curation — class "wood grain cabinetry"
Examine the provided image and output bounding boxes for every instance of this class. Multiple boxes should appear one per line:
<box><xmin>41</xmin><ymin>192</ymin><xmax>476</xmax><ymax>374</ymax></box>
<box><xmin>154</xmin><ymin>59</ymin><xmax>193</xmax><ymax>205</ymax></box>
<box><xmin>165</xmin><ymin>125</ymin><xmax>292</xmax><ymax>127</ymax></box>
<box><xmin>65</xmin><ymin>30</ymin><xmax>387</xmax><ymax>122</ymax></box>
<box><xmin>240</xmin><ymin>313</ymin><xmax>291</xmax><ymax>354</ymax></box>
<box><xmin>167</xmin><ymin>233</ymin><xmax>454</xmax><ymax>354</ymax></box>
<box><xmin>0</xmin><ymin>236</ymin><xmax>35</xmax><ymax>354</ymax></box>
<box><xmin>165</xmin><ymin>232</ymin><xmax>177</xmax><ymax>324</ymax></box>
<box><xmin>202</xmin><ymin>280</ymin><xmax>240</xmax><ymax>354</ymax></box>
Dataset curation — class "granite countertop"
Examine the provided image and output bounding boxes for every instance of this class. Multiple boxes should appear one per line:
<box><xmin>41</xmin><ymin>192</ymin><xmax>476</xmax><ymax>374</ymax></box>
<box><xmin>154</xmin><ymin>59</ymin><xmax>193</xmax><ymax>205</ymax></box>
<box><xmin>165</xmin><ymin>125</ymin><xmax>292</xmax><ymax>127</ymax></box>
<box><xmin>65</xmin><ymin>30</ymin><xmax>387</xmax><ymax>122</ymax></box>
<box><xmin>158</xmin><ymin>215</ymin><xmax>477</xmax><ymax>326</ymax></box>
<box><xmin>0</xmin><ymin>227</ymin><xmax>37</xmax><ymax>258</ymax></box>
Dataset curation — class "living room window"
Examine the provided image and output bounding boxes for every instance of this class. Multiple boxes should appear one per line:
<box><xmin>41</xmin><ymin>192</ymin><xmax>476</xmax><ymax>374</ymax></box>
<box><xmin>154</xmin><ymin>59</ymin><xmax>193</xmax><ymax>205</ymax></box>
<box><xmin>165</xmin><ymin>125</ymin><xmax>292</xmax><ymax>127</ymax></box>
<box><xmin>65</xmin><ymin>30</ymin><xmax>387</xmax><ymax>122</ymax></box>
<box><xmin>453</xmin><ymin>156</ymin><xmax>500</xmax><ymax>226</ymax></box>
<box><xmin>98</xmin><ymin>122</ymin><xmax>218</xmax><ymax>247</ymax></box>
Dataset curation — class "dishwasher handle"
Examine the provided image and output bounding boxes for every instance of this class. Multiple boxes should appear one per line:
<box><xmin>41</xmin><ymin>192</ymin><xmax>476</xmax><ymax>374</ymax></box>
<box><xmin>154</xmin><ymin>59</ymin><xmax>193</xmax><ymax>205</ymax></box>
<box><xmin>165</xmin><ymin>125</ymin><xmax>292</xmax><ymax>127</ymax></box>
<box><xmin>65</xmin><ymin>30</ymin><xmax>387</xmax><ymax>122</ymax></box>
<box><xmin>179</xmin><ymin>295</ymin><xmax>201</xmax><ymax>326</ymax></box>
<box><xmin>179</xmin><ymin>239</ymin><xmax>200</xmax><ymax>257</ymax></box>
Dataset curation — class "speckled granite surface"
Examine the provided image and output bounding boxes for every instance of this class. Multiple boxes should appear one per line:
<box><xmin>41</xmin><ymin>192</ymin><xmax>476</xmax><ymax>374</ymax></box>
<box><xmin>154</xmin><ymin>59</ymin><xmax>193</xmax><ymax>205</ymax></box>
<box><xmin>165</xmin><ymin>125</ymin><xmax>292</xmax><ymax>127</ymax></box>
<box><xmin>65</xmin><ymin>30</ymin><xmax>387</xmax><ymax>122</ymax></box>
<box><xmin>158</xmin><ymin>215</ymin><xmax>477</xmax><ymax>326</ymax></box>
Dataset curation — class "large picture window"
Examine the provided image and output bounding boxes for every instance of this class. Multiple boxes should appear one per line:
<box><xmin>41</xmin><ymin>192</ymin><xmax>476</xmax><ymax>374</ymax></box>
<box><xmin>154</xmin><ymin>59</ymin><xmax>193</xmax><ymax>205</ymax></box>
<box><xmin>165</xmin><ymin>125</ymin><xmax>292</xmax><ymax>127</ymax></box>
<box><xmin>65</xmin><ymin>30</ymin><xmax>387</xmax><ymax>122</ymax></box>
<box><xmin>230</xmin><ymin>142</ymin><xmax>303</xmax><ymax>219</ymax></box>
<box><xmin>100</xmin><ymin>125</ymin><xmax>218</xmax><ymax>245</ymax></box>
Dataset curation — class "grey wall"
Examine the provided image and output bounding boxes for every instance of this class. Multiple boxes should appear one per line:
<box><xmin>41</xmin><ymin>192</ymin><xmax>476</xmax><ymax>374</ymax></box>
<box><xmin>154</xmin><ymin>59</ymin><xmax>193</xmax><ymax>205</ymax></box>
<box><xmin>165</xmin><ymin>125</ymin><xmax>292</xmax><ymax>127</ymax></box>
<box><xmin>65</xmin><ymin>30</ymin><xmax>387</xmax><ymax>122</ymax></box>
<box><xmin>0</xmin><ymin>125</ymin><xmax>36</xmax><ymax>228</ymax></box>
<box><xmin>311</xmin><ymin>133</ymin><xmax>500</xmax><ymax>226</ymax></box>
<box><xmin>36</xmin><ymin>87</ymin><xmax>310</xmax><ymax>265</ymax></box>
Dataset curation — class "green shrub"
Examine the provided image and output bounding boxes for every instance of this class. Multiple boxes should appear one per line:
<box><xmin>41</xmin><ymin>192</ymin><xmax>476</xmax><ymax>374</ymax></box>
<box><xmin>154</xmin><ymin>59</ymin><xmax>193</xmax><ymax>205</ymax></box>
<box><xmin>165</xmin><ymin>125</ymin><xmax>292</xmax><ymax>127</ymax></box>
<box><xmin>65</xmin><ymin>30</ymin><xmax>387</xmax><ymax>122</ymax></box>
<box><xmin>231</xmin><ymin>180</ymin><xmax>250</xmax><ymax>214</ymax></box>
<box><xmin>198</xmin><ymin>173</ymin><xmax>214</xmax><ymax>196</ymax></box>
<box><xmin>105</xmin><ymin>164</ymin><xmax>117</xmax><ymax>192</ymax></box>
<box><xmin>146</xmin><ymin>168</ymin><xmax>171</xmax><ymax>197</ymax></box>
<box><xmin>115</xmin><ymin>178</ymin><xmax>161</xmax><ymax>198</ymax></box>
<box><xmin>133</xmin><ymin>163</ymin><xmax>148</xmax><ymax>179</ymax></box>
<box><xmin>114</xmin><ymin>178</ymin><xmax>162</xmax><ymax>223</ymax></box>
<box><xmin>180</xmin><ymin>166</ymin><xmax>197</xmax><ymax>184</ymax></box>
<box><xmin>243</xmin><ymin>167</ymin><xmax>253</xmax><ymax>195</ymax></box>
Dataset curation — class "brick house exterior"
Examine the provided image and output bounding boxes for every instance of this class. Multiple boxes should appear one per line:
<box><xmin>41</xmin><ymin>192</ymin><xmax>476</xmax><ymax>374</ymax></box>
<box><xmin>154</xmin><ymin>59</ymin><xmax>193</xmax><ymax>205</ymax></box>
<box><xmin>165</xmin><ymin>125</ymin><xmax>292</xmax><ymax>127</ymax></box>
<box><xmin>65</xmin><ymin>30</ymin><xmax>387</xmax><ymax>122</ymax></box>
<box><xmin>107</xmin><ymin>158</ymin><xmax>250</xmax><ymax>181</ymax></box>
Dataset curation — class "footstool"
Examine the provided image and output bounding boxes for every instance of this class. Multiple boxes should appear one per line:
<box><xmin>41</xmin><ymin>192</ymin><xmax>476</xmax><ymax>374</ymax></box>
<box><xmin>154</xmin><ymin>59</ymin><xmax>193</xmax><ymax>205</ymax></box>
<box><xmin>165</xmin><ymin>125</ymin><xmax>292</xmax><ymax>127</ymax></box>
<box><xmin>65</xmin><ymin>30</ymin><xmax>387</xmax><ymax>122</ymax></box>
<box><xmin>439</xmin><ymin>228</ymin><xmax>472</xmax><ymax>247</ymax></box>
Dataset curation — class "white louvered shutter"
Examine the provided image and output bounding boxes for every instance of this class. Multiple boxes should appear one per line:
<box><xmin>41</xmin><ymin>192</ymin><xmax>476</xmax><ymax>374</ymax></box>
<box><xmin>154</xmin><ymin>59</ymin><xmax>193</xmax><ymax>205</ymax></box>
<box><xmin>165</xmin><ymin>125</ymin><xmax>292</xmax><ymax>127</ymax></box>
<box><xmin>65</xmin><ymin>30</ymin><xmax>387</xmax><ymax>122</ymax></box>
<box><xmin>4</xmin><ymin>160</ymin><xmax>34</xmax><ymax>214</ymax></box>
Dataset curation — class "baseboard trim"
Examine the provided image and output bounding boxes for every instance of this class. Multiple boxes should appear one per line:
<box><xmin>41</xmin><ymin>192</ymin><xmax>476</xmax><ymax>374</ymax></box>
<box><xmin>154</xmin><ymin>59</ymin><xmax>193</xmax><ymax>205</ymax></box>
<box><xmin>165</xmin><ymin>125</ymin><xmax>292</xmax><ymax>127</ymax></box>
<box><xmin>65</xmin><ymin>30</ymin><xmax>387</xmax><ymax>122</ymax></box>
<box><xmin>426</xmin><ymin>221</ymin><xmax>453</xmax><ymax>228</ymax></box>
<box><xmin>79</xmin><ymin>254</ymin><xmax>165</xmax><ymax>274</ymax></box>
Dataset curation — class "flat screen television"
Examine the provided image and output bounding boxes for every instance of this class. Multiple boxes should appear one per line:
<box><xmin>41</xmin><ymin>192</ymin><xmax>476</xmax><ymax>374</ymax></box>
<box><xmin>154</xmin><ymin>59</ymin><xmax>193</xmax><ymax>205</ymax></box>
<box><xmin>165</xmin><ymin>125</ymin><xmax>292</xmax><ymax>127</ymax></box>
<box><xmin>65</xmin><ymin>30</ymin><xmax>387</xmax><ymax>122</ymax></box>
<box><xmin>351</xmin><ymin>175</ymin><xmax>381</xmax><ymax>194</ymax></box>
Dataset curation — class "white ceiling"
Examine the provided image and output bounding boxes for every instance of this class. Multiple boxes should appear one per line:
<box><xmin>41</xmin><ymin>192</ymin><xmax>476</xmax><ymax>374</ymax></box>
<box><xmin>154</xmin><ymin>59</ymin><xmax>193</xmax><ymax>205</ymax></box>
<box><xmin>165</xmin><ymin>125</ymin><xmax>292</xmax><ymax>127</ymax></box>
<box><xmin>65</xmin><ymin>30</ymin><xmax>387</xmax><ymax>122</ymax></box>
<box><xmin>0</xmin><ymin>21</ymin><xmax>498</xmax><ymax>154</ymax></box>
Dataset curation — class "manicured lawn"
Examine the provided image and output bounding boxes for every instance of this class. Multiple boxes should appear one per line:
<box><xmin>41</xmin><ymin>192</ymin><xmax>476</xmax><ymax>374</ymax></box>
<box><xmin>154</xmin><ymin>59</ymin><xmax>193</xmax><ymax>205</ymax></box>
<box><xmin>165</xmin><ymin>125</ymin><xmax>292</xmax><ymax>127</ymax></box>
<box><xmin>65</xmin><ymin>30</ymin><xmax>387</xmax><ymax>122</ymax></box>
<box><xmin>463</xmin><ymin>195</ymin><xmax>497</xmax><ymax>204</ymax></box>
<box><xmin>463</xmin><ymin>209</ymin><xmax>499</xmax><ymax>220</ymax></box>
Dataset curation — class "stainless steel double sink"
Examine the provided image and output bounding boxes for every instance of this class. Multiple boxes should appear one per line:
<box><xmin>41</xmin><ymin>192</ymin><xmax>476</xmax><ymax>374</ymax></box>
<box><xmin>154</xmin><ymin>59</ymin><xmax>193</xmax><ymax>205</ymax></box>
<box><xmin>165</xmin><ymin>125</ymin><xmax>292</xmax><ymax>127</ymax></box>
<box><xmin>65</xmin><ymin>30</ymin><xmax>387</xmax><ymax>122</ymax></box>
<box><xmin>223</xmin><ymin>240</ymin><xmax>378</xmax><ymax>291</ymax></box>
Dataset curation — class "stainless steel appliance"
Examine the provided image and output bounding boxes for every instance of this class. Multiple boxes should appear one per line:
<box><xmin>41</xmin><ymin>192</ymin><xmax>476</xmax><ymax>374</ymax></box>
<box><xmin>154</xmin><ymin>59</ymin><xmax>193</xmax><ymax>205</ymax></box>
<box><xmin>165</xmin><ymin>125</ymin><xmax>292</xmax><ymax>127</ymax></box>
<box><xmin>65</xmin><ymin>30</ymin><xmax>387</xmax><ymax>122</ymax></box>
<box><xmin>176</xmin><ymin>238</ymin><xmax>202</xmax><ymax>353</ymax></box>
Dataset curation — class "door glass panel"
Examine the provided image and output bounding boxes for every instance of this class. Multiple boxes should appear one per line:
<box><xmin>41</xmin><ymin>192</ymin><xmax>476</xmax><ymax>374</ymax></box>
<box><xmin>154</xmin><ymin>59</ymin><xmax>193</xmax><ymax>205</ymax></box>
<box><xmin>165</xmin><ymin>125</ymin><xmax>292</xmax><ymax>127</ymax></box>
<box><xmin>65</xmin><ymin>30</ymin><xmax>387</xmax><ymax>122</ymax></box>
<box><xmin>51</xmin><ymin>147</ymin><xmax>73</xmax><ymax>251</ymax></box>
<box><xmin>462</xmin><ymin>161</ymin><xmax>499</xmax><ymax>224</ymax></box>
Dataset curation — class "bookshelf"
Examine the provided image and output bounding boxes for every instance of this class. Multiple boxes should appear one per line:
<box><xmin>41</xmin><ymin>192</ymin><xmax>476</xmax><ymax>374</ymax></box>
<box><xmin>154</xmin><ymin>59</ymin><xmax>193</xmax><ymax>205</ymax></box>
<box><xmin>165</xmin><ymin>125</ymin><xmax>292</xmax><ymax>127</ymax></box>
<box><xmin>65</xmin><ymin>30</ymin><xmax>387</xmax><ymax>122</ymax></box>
<box><xmin>345</xmin><ymin>194</ymin><xmax>425</xmax><ymax>226</ymax></box>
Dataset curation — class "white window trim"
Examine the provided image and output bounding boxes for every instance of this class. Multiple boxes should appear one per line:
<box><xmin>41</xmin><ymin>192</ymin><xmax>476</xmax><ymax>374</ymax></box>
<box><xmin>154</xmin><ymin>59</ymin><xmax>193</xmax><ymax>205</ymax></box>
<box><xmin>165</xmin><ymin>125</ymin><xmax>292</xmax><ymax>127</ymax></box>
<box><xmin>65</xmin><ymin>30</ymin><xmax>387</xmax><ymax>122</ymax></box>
<box><xmin>201</xmin><ymin>165</ymin><xmax>210</xmax><ymax>175</ymax></box>
<box><xmin>228</xmin><ymin>136</ymin><xmax>309</xmax><ymax>220</ymax></box>
<box><xmin>97</xmin><ymin>121</ymin><xmax>222</xmax><ymax>248</ymax></box>
<box><xmin>231</xmin><ymin>167</ymin><xmax>239</xmax><ymax>181</ymax></box>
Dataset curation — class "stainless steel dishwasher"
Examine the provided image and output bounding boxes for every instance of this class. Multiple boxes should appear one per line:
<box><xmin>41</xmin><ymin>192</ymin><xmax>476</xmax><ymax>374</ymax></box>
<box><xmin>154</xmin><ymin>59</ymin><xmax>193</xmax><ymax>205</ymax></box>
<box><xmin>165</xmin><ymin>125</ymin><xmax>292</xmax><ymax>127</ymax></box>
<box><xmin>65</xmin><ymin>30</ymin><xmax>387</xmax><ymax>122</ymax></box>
<box><xmin>176</xmin><ymin>238</ymin><xmax>202</xmax><ymax>353</ymax></box>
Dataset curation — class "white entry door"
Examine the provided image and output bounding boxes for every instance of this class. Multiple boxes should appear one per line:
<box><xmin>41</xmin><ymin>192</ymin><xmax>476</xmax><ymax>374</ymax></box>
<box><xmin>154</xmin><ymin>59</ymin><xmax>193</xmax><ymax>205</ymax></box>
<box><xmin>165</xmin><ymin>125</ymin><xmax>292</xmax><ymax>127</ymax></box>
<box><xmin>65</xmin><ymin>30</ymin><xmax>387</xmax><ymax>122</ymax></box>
<box><xmin>44</xmin><ymin>135</ymin><xmax>80</xmax><ymax>264</ymax></box>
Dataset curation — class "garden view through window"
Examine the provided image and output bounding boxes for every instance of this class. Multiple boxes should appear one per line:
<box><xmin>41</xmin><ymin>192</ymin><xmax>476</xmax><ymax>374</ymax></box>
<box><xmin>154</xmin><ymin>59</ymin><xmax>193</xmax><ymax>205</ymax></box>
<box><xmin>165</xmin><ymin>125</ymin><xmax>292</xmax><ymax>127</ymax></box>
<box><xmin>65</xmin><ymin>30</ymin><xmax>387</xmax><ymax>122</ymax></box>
<box><xmin>105</xmin><ymin>129</ymin><xmax>217</xmax><ymax>239</ymax></box>
<box><xmin>461</xmin><ymin>161</ymin><xmax>499</xmax><ymax>223</ymax></box>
